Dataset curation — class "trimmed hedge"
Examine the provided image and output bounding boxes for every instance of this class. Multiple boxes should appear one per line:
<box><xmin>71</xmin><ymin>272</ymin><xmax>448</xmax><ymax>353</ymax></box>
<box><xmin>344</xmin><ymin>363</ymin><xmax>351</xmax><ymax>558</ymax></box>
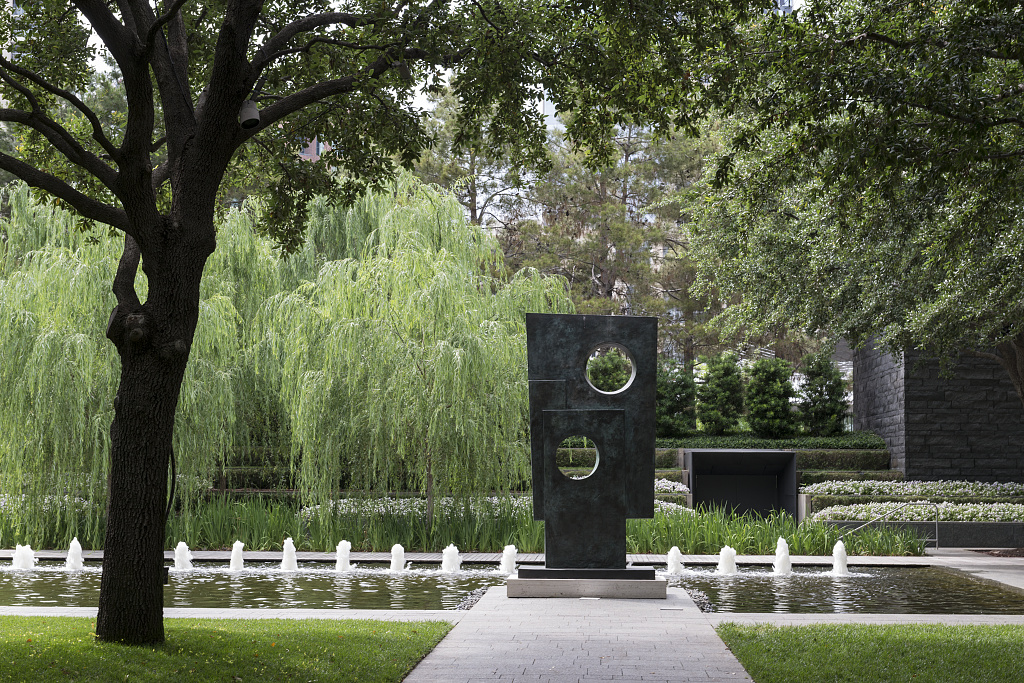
<box><xmin>656</xmin><ymin>431</ymin><xmax>886</xmax><ymax>450</ymax></box>
<box><xmin>656</xmin><ymin>469</ymin><xmax>686</xmax><ymax>483</ymax></box>
<box><xmin>795</xmin><ymin>450</ymin><xmax>890</xmax><ymax>470</ymax></box>
<box><xmin>655</xmin><ymin>494</ymin><xmax>689</xmax><ymax>505</ymax></box>
<box><xmin>555</xmin><ymin>448</ymin><xmax>679</xmax><ymax>469</ymax></box>
<box><xmin>799</xmin><ymin>470</ymin><xmax>905</xmax><ymax>485</ymax></box>
<box><xmin>808</xmin><ymin>495</ymin><xmax>1024</xmax><ymax>509</ymax></box>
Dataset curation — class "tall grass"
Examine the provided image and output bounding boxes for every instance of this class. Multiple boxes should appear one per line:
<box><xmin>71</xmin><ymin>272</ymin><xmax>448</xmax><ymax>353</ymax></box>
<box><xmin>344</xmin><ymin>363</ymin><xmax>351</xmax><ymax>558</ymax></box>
<box><xmin>3</xmin><ymin>495</ymin><xmax>926</xmax><ymax>555</ymax></box>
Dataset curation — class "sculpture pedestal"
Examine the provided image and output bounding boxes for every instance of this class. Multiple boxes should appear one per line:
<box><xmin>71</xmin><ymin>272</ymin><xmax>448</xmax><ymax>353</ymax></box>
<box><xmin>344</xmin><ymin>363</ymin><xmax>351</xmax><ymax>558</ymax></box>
<box><xmin>507</xmin><ymin>573</ymin><xmax>667</xmax><ymax>599</ymax></box>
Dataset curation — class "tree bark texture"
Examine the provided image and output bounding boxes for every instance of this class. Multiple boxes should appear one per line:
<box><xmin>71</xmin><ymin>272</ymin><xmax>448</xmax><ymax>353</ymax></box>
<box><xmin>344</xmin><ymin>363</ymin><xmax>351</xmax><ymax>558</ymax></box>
<box><xmin>95</xmin><ymin>225</ymin><xmax>213</xmax><ymax>644</ymax></box>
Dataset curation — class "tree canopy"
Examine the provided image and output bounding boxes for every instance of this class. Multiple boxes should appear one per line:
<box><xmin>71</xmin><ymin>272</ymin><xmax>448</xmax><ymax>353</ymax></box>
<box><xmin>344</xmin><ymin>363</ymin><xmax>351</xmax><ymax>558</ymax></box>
<box><xmin>690</xmin><ymin>0</ymin><xmax>1024</xmax><ymax>407</ymax></box>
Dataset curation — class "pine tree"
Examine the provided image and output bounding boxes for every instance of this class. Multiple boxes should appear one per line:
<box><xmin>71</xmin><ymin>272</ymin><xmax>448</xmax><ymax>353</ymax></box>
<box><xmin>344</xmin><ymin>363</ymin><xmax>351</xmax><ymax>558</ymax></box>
<box><xmin>656</xmin><ymin>359</ymin><xmax>696</xmax><ymax>438</ymax></box>
<box><xmin>799</xmin><ymin>352</ymin><xmax>849</xmax><ymax>436</ymax></box>
<box><xmin>696</xmin><ymin>353</ymin><xmax>744</xmax><ymax>435</ymax></box>
<box><xmin>746</xmin><ymin>358</ymin><xmax>797</xmax><ymax>439</ymax></box>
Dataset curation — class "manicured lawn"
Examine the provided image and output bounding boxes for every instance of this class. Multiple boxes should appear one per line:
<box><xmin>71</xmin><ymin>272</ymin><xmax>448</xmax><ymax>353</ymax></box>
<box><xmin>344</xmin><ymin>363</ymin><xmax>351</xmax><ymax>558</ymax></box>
<box><xmin>717</xmin><ymin>622</ymin><xmax>1024</xmax><ymax>683</ymax></box>
<box><xmin>0</xmin><ymin>616</ymin><xmax>451</xmax><ymax>682</ymax></box>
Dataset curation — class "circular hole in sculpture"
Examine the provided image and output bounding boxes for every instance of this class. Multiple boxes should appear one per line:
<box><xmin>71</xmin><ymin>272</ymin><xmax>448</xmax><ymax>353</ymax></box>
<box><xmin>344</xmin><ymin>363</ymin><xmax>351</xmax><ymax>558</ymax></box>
<box><xmin>585</xmin><ymin>343</ymin><xmax>635</xmax><ymax>394</ymax></box>
<box><xmin>557</xmin><ymin>436</ymin><xmax>599</xmax><ymax>480</ymax></box>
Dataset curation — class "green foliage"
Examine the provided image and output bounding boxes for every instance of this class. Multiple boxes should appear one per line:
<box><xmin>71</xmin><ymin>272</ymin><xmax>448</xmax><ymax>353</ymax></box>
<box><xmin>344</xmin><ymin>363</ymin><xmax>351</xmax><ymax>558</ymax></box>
<box><xmin>718</xmin><ymin>624</ymin><xmax>1024</xmax><ymax>683</ymax></box>
<box><xmin>0</xmin><ymin>617</ymin><xmax>450</xmax><ymax>683</ymax></box>
<box><xmin>794</xmin><ymin>450</ymin><xmax>890</xmax><ymax>471</ymax></box>
<box><xmin>656</xmin><ymin>432</ymin><xmax>887</xmax><ymax>450</ymax></box>
<box><xmin>799</xmin><ymin>351</ymin><xmax>849</xmax><ymax>437</ymax></box>
<box><xmin>587</xmin><ymin>347</ymin><xmax>632</xmax><ymax>392</ymax></box>
<box><xmin>262</xmin><ymin>175</ymin><xmax>573</xmax><ymax>509</ymax></box>
<box><xmin>692</xmin><ymin>0</ymin><xmax>1024</xmax><ymax>405</ymax></box>
<box><xmin>696</xmin><ymin>353</ymin><xmax>744</xmax><ymax>435</ymax></box>
<box><xmin>657</xmin><ymin>358</ymin><xmax>697</xmax><ymax>438</ymax></box>
<box><xmin>625</xmin><ymin>508</ymin><xmax>924</xmax><ymax>556</ymax></box>
<box><xmin>745</xmin><ymin>357</ymin><xmax>797</xmax><ymax>439</ymax></box>
<box><xmin>0</xmin><ymin>177</ymin><xmax>573</xmax><ymax>544</ymax></box>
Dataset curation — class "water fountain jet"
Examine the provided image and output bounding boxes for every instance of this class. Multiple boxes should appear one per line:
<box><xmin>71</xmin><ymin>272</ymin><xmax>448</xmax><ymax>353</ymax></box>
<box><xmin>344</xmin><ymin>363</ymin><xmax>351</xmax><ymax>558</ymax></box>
<box><xmin>441</xmin><ymin>544</ymin><xmax>462</xmax><ymax>573</ymax></box>
<box><xmin>335</xmin><ymin>540</ymin><xmax>354</xmax><ymax>571</ymax></box>
<box><xmin>173</xmin><ymin>542</ymin><xmax>193</xmax><ymax>570</ymax></box>
<box><xmin>281</xmin><ymin>538</ymin><xmax>298</xmax><ymax>571</ymax></box>
<box><xmin>65</xmin><ymin>538</ymin><xmax>84</xmax><ymax>571</ymax></box>
<box><xmin>499</xmin><ymin>545</ymin><xmax>517</xmax><ymax>574</ymax></box>
<box><xmin>773</xmin><ymin>537</ymin><xmax>792</xmax><ymax>576</ymax></box>
<box><xmin>831</xmin><ymin>540</ymin><xmax>850</xmax><ymax>576</ymax></box>
<box><xmin>390</xmin><ymin>544</ymin><xmax>406</xmax><ymax>572</ymax></box>
<box><xmin>716</xmin><ymin>546</ymin><xmax>737</xmax><ymax>575</ymax></box>
<box><xmin>12</xmin><ymin>544</ymin><xmax>35</xmax><ymax>570</ymax></box>
<box><xmin>666</xmin><ymin>546</ymin><xmax>685</xmax><ymax>575</ymax></box>
<box><xmin>229</xmin><ymin>540</ymin><xmax>244</xmax><ymax>571</ymax></box>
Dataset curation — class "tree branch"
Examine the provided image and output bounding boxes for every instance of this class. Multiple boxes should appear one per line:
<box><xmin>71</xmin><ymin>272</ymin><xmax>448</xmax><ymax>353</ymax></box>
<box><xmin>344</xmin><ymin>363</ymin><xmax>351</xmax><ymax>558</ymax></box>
<box><xmin>146</xmin><ymin>0</ymin><xmax>192</xmax><ymax>53</ymax></box>
<box><xmin>0</xmin><ymin>150</ymin><xmax>128</xmax><ymax>230</ymax></box>
<box><xmin>112</xmin><ymin>234</ymin><xmax>142</xmax><ymax>309</ymax></box>
<box><xmin>0</xmin><ymin>108</ymin><xmax>119</xmax><ymax>190</ymax></box>
<box><xmin>251</xmin><ymin>11</ymin><xmax>390</xmax><ymax>74</ymax></box>
<box><xmin>0</xmin><ymin>56</ymin><xmax>121</xmax><ymax>162</ymax></box>
<box><xmin>72</xmin><ymin>0</ymin><xmax>140</xmax><ymax>73</ymax></box>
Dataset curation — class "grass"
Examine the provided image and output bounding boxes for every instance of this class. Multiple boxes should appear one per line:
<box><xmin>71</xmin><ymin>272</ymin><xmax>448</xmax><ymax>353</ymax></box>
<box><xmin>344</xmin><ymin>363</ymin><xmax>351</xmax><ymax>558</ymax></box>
<box><xmin>716</xmin><ymin>623</ymin><xmax>1024</xmax><ymax>683</ymax></box>
<box><xmin>0</xmin><ymin>616</ymin><xmax>451</xmax><ymax>683</ymax></box>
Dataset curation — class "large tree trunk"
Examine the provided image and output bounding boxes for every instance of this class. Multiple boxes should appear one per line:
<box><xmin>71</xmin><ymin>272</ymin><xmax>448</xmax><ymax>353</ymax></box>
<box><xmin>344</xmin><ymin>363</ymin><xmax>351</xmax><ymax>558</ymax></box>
<box><xmin>95</xmin><ymin>223</ymin><xmax>213</xmax><ymax>644</ymax></box>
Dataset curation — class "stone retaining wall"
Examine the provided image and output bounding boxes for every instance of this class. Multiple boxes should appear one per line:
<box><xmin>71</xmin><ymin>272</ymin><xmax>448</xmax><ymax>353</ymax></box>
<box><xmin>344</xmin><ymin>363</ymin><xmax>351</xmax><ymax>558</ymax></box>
<box><xmin>853</xmin><ymin>343</ymin><xmax>1024</xmax><ymax>482</ymax></box>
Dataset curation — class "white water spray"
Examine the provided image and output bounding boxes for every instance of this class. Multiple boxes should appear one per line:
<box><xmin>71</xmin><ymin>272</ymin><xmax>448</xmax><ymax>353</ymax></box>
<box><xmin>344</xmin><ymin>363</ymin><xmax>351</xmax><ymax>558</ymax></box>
<box><xmin>499</xmin><ymin>545</ymin><xmax>517</xmax><ymax>574</ymax></box>
<box><xmin>173</xmin><ymin>542</ymin><xmax>193</xmax><ymax>570</ymax></box>
<box><xmin>229</xmin><ymin>540</ymin><xmax>245</xmax><ymax>571</ymax></box>
<box><xmin>716</xmin><ymin>546</ymin><xmax>737</xmax><ymax>575</ymax></box>
<box><xmin>334</xmin><ymin>540</ymin><xmax>353</xmax><ymax>571</ymax></box>
<box><xmin>831</xmin><ymin>540</ymin><xmax>850</xmax><ymax>576</ymax></box>
<box><xmin>773</xmin><ymin>537</ymin><xmax>792</xmax><ymax>576</ymax></box>
<box><xmin>389</xmin><ymin>543</ymin><xmax>406</xmax><ymax>572</ymax></box>
<box><xmin>440</xmin><ymin>544</ymin><xmax>462</xmax><ymax>573</ymax></box>
<box><xmin>65</xmin><ymin>538</ymin><xmax>84</xmax><ymax>571</ymax></box>
<box><xmin>666</xmin><ymin>546</ymin><xmax>685</xmax><ymax>575</ymax></box>
<box><xmin>12</xmin><ymin>544</ymin><xmax>35</xmax><ymax>570</ymax></box>
<box><xmin>281</xmin><ymin>538</ymin><xmax>298</xmax><ymax>571</ymax></box>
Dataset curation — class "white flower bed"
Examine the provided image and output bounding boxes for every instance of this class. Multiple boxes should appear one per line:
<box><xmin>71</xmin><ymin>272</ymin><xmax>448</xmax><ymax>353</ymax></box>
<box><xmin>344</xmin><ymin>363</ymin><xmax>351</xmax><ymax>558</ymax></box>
<box><xmin>654</xmin><ymin>499</ymin><xmax>693</xmax><ymax>514</ymax></box>
<box><xmin>801</xmin><ymin>479</ymin><xmax>1024</xmax><ymax>497</ymax></box>
<box><xmin>301</xmin><ymin>495</ymin><xmax>532</xmax><ymax>520</ymax></box>
<box><xmin>813</xmin><ymin>501</ymin><xmax>1024</xmax><ymax>522</ymax></box>
<box><xmin>0</xmin><ymin>493</ymin><xmax>94</xmax><ymax>515</ymax></box>
<box><xmin>655</xmin><ymin>478</ymin><xmax>689</xmax><ymax>494</ymax></box>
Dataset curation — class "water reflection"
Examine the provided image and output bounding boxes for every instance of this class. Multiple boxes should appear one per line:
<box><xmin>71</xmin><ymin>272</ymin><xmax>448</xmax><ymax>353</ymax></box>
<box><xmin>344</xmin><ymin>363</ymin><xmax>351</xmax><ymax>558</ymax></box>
<box><xmin>3</xmin><ymin>563</ymin><xmax>1024</xmax><ymax>614</ymax></box>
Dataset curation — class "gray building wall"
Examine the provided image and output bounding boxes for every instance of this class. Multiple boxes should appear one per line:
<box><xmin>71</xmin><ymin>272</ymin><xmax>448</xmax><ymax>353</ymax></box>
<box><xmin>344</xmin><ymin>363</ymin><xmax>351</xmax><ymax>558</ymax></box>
<box><xmin>854</xmin><ymin>343</ymin><xmax>1024</xmax><ymax>481</ymax></box>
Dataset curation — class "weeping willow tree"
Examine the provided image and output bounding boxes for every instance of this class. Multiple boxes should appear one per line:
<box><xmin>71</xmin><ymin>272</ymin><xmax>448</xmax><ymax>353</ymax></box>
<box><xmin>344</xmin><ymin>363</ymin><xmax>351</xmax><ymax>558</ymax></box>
<box><xmin>0</xmin><ymin>185</ymin><xmax>258</xmax><ymax>546</ymax></box>
<box><xmin>262</xmin><ymin>175</ymin><xmax>573</xmax><ymax>517</ymax></box>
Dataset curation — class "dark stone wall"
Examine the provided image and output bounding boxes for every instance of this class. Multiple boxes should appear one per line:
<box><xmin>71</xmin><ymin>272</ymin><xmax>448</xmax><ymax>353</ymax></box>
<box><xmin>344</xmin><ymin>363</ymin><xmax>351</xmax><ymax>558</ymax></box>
<box><xmin>852</xmin><ymin>343</ymin><xmax>905</xmax><ymax>471</ymax></box>
<box><xmin>854</xmin><ymin>343</ymin><xmax>1024</xmax><ymax>481</ymax></box>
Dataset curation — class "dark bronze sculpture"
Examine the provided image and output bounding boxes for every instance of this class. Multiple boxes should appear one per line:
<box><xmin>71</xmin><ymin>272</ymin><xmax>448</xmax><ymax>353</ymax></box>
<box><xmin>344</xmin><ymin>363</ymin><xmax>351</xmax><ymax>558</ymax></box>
<box><xmin>523</xmin><ymin>313</ymin><xmax>657</xmax><ymax>579</ymax></box>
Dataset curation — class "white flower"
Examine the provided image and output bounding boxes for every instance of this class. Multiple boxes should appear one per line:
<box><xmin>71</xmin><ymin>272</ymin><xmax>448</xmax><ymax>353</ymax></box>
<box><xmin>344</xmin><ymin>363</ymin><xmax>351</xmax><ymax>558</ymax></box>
<box><xmin>812</xmin><ymin>501</ymin><xmax>1024</xmax><ymax>522</ymax></box>
<box><xmin>655</xmin><ymin>478</ymin><xmax>689</xmax><ymax>494</ymax></box>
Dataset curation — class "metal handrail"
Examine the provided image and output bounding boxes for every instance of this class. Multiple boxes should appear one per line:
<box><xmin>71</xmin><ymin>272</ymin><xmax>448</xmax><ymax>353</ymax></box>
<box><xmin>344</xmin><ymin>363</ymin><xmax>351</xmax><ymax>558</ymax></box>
<box><xmin>840</xmin><ymin>501</ymin><xmax>940</xmax><ymax>549</ymax></box>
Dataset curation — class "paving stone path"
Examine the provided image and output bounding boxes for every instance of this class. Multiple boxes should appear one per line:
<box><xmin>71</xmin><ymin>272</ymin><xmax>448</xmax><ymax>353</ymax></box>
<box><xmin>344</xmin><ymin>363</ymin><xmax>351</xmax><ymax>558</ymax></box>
<box><xmin>405</xmin><ymin>587</ymin><xmax>752</xmax><ymax>683</ymax></box>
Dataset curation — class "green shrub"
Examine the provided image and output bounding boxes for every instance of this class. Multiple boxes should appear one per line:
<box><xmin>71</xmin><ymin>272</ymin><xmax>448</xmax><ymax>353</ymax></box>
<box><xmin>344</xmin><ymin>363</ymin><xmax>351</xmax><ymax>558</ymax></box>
<box><xmin>696</xmin><ymin>353</ymin><xmax>744</xmax><ymax>435</ymax></box>
<box><xmin>745</xmin><ymin>357</ymin><xmax>797</xmax><ymax>438</ymax></box>
<box><xmin>587</xmin><ymin>346</ymin><xmax>631</xmax><ymax>392</ymax></box>
<box><xmin>799</xmin><ymin>350</ymin><xmax>849</xmax><ymax>436</ymax></box>
<box><xmin>795</xmin><ymin>449</ymin><xmax>890</xmax><ymax>470</ymax></box>
<box><xmin>656</xmin><ymin>358</ymin><xmax>696</xmax><ymax>437</ymax></box>
<box><xmin>655</xmin><ymin>449</ymin><xmax>680</xmax><ymax>468</ymax></box>
<box><xmin>655</xmin><ymin>431</ymin><xmax>887</xmax><ymax>450</ymax></box>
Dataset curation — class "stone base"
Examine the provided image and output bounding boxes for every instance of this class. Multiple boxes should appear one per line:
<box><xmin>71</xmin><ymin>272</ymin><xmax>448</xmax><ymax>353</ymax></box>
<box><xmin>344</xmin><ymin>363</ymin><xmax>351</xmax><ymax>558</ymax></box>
<box><xmin>506</xmin><ymin>576</ymin><xmax>668</xmax><ymax>599</ymax></box>
<box><xmin>517</xmin><ymin>566</ymin><xmax>655</xmax><ymax>580</ymax></box>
